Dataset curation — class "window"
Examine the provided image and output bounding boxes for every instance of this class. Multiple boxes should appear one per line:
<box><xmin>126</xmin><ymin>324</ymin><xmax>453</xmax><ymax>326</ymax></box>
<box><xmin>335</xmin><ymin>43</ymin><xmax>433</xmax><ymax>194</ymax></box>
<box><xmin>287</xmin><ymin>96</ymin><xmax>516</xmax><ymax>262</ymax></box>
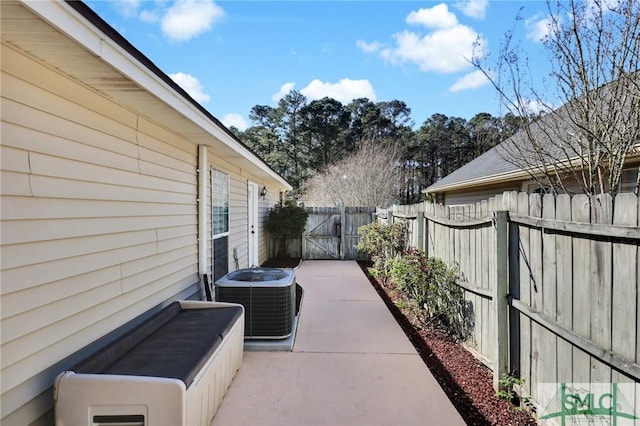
<box><xmin>620</xmin><ymin>168</ymin><xmax>639</xmax><ymax>193</ymax></box>
<box><xmin>212</xmin><ymin>169</ymin><xmax>229</xmax><ymax>281</ymax></box>
<box><xmin>523</xmin><ymin>181</ymin><xmax>554</xmax><ymax>195</ymax></box>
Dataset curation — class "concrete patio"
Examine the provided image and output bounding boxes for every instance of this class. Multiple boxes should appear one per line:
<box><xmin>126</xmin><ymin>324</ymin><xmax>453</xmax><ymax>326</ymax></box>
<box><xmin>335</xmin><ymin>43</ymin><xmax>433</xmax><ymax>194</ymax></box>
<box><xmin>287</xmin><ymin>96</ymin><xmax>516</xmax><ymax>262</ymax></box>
<box><xmin>211</xmin><ymin>260</ymin><xmax>464</xmax><ymax>426</ymax></box>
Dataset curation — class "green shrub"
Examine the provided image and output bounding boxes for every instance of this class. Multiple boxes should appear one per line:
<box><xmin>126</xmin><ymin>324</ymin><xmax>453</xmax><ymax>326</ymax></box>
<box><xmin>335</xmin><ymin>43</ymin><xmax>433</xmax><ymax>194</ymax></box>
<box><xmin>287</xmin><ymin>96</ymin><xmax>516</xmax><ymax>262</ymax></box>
<box><xmin>424</xmin><ymin>257</ymin><xmax>467</xmax><ymax>341</ymax></box>
<box><xmin>266</xmin><ymin>199</ymin><xmax>308</xmax><ymax>257</ymax></box>
<box><xmin>389</xmin><ymin>248</ymin><xmax>430</xmax><ymax>308</ymax></box>
<box><xmin>356</xmin><ymin>221</ymin><xmax>466</xmax><ymax>341</ymax></box>
<box><xmin>355</xmin><ymin>221</ymin><xmax>407</xmax><ymax>283</ymax></box>
<box><xmin>387</xmin><ymin>248</ymin><xmax>467</xmax><ymax>341</ymax></box>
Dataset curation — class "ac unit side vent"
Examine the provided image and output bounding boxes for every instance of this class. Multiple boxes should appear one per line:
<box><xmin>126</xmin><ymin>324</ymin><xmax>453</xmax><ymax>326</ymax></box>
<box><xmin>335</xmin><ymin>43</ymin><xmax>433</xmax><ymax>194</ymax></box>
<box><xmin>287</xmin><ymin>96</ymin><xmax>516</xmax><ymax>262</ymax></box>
<box><xmin>93</xmin><ymin>414</ymin><xmax>145</xmax><ymax>426</ymax></box>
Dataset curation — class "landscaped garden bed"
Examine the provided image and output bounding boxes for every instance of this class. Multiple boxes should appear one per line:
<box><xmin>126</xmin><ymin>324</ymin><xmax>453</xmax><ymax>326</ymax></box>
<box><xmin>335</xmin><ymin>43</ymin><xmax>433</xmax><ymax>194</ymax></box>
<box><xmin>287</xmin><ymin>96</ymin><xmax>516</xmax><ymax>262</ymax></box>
<box><xmin>357</xmin><ymin>260</ymin><xmax>537</xmax><ymax>426</ymax></box>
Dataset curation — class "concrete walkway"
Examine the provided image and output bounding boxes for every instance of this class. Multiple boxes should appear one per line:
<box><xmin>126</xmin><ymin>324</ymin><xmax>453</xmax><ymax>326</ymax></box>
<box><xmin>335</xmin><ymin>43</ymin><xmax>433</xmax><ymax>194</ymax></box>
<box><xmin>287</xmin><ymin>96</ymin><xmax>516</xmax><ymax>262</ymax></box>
<box><xmin>211</xmin><ymin>260</ymin><xmax>464</xmax><ymax>426</ymax></box>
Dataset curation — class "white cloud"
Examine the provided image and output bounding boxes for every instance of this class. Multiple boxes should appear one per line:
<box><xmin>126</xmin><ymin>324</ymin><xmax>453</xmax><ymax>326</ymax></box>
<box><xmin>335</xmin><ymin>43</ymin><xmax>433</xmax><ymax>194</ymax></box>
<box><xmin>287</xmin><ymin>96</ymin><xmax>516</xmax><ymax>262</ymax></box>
<box><xmin>161</xmin><ymin>0</ymin><xmax>224</xmax><ymax>42</ymax></box>
<box><xmin>448</xmin><ymin>70</ymin><xmax>489</xmax><ymax>92</ymax></box>
<box><xmin>168</xmin><ymin>72</ymin><xmax>211</xmax><ymax>103</ymax></box>
<box><xmin>299</xmin><ymin>79</ymin><xmax>376</xmax><ymax>104</ymax></box>
<box><xmin>113</xmin><ymin>0</ymin><xmax>142</xmax><ymax>18</ymax></box>
<box><xmin>356</xmin><ymin>40</ymin><xmax>383</xmax><ymax>54</ymax></box>
<box><xmin>406</xmin><ymin>4</ymin><xmax>458</xmax><ymax>29</ymax></box>
<box><xmin>526</xmin><ymin>14</ymin><xmax>555</xmax><ymax>42</ymax></box>
<box><xmin>139</xmin><ymin>9</ymin><xmax>160</xmax><ymax>23</ymax></box>
<box><xmin>523</xmin><ymin>99</ymin><xmax>552</xmax><ymax>115</ymax></box>
<box><xmin>380</xmin><ymin>26</ymin><xmax>487</xmax><ymax>73</ymax></box>
<box><xmin>362</xmin><ymin>4</ymin><xmax>487</xmax><ymax>74</ymax></box>
<box><xmin>455</xmin><ymin>0</ymin><xmax>489</xmax><ymax>20</ymax></box>
<box><xmin>222</xmin><ymin>113</ymin><xmax>248</xmax><ymax>131</ymax></box>
<box><xmin>272</xmin><ymin>82</ymin><xmax>296</xmax><ymax>102</ymax></box>
<box><xmin>111</xmin><ymin>0</ymin><xmax>223</xmax><ymax>39</ymax></box>
<box><xmin>505</xmin><ymin>99</ymin><xmax>553</xmax><ymax>116</ymax></box>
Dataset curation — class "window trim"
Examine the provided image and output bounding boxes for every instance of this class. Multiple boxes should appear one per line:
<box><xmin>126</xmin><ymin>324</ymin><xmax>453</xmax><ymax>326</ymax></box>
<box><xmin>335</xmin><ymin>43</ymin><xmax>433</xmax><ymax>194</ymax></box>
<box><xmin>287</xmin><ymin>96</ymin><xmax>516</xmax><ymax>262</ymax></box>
<box><xmin>211</xmin><ymin>167</ymin><xmax>230</xmax><ymax>280</ymax></box>
<box><xmin>211</xmin><ymin>167</ymin><xmax>230</xmax><ymax>238</ymax></box>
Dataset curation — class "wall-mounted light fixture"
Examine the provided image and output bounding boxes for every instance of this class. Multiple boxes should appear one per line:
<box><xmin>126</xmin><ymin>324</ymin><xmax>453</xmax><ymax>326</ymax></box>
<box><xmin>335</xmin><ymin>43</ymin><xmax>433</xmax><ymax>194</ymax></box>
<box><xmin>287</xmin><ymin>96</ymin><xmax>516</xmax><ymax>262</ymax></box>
<box><xmin>259</xmin><ymin>186</ymin><xmax>267</xmax><ymax>200</ymax></box>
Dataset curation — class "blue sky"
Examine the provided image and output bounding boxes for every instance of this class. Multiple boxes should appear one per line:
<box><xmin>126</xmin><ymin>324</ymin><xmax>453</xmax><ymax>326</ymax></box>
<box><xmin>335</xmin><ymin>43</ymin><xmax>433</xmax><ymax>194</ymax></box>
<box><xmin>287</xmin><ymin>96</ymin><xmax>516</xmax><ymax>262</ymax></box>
<box><xmin>85</xmin><ymin>1</ymin><xmax>552</xmax><ymax>130</ymax></box>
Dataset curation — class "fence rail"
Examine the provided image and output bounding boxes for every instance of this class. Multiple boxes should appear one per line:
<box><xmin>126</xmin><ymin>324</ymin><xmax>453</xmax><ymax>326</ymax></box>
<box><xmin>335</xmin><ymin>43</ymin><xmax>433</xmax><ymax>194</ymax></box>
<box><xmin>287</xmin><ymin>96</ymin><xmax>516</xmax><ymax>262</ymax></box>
<box><xmin>379</xmin><ymin>191</ymin><xmax>640</xmax><ymax>412</ymax></box>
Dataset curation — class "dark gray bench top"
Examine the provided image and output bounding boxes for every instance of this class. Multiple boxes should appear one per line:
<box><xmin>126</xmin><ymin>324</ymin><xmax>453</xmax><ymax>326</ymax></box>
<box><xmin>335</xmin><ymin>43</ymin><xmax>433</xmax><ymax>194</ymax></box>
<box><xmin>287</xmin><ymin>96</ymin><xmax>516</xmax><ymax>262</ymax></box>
<box><xmin>74</xmin><ymin>302</ymin><xmax>243</xmax><ymax>388</ymax></box>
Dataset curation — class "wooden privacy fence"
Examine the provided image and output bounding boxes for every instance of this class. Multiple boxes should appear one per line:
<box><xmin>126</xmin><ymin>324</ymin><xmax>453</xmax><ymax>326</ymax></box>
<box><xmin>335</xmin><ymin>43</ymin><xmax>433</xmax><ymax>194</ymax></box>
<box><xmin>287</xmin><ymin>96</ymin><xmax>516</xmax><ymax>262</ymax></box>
<box><xmin>269</xmin><ymin>206</ymin><xmax>376</xmax><ymax>260</ymax></box>
<box><xmin>379</xmin><ymin>191</ymin><xmax>640</xmax><ymax>410</ymax></box>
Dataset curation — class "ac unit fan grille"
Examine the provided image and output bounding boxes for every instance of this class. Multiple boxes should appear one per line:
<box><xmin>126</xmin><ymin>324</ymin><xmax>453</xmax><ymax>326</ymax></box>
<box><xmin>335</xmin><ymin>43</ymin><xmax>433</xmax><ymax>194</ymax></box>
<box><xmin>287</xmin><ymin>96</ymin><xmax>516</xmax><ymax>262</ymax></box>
<box><xmin>216</xmin><ymin>285</ymin><xmax>295</xmax><ymax>338</ymax></box>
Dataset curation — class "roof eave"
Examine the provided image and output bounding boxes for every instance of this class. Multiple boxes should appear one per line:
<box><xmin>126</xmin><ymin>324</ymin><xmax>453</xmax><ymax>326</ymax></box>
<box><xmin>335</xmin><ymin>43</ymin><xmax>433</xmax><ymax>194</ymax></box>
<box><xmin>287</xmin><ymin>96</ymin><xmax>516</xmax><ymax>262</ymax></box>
<box><xmin>21</xmin><ymin>0</ymin><xmax>291</xmax><ymax>190</ymax></box>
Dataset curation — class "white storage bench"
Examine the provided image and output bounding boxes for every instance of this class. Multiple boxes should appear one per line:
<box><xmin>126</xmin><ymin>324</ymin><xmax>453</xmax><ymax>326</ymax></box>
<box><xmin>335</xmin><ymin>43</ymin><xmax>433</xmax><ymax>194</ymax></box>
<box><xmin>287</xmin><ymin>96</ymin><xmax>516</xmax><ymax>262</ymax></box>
<box><xmin>54</xmin><ymin>300</ymin><xmax>244</xmax><ymax>426</ymax></box>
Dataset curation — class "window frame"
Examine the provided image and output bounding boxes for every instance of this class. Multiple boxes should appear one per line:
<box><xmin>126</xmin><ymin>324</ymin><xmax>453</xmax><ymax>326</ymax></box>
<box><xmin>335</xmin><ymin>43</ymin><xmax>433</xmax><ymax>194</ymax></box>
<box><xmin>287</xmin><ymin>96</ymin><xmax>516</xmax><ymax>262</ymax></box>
<box><xmin>211</xmin><ymin>168</ymin><xmax>230</xmax><ymax>280</ymax></box>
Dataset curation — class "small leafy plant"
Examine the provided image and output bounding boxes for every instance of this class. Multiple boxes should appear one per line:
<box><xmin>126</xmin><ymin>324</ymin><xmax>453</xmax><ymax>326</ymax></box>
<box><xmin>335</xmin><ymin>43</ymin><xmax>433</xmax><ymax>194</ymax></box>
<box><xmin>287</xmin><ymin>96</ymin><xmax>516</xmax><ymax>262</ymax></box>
<box><xmin>497</xmin><ymin>373</ymin><xmax>536</xmax><ymax>413</ymax></box>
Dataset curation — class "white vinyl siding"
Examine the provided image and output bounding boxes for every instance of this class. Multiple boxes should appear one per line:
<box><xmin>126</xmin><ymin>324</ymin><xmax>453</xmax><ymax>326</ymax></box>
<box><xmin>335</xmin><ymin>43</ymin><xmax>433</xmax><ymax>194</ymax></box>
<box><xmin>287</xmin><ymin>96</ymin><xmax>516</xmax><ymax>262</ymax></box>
<box><xmin>259</xmin><ymin>185</ymin><xmax>283</xmax><ymax>264</ymax></box>
<box><xmin>442</xmin><ymin>183</ymin><xmax>521</xmax><ymax>206</ymax></box>
<box><xmin>229</xmin><ymin>175</ymin><xmax>249</xmax><ymax>269</ymax></box>
<box><xmin>1</xmin><ymin>45</ymin><xmax>199</xmax><ymax>424</ymax></box>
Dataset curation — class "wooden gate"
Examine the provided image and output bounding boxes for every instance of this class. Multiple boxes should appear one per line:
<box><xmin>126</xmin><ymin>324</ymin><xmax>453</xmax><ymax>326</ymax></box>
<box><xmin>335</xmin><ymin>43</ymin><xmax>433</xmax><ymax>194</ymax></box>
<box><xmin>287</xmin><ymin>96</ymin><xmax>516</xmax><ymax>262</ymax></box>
<box><xmin>302</xmin><ymin>207</ymin><xmax>376</xmax><ymax>260</ymax></box>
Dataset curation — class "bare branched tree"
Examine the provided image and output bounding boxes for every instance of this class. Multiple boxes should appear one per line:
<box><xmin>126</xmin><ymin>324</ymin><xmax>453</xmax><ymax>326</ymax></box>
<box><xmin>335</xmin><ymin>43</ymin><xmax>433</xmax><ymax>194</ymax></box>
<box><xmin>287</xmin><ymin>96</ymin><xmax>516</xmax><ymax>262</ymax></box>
<box><xmin>473</xmin><ymin>0</ymin><xmax>640</xmax><ymax>196</ymax></box>
<box><xmin>301</xmin><ymin>141</ymin><xmax>403</xmax><ymax>207</ymax></box>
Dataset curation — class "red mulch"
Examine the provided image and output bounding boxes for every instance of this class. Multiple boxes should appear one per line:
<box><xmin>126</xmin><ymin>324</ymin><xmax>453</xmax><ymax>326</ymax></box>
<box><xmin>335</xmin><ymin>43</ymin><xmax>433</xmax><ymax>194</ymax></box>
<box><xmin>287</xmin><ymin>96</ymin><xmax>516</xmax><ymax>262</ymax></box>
<box><xmin>356</xmin><ymin>261</ymin><xmax>537</xmax><ymax>426</ymax></box>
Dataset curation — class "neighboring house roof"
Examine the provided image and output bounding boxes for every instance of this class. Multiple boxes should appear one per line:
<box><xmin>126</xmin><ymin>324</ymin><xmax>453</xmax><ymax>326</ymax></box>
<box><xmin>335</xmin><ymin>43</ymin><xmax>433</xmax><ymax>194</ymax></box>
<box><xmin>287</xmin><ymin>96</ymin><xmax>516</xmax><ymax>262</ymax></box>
<box><xmin>424</xmin><ymin>140</ymin><xmax>523</xmax><ymax>193</ymax></box>
<box><xmin>8</xmin><ymin>0</ymin><xmax>291</xmax><ymax>190</ymax></box>
<box><xmin>426</xmin><ymin>77</ymin><xmax>640</xmax><ymax>194</ymax></box>
<box><xmin>424</xmin><ymin>127</ymin><xmax>549</xmax><ymax>193</ymax></box>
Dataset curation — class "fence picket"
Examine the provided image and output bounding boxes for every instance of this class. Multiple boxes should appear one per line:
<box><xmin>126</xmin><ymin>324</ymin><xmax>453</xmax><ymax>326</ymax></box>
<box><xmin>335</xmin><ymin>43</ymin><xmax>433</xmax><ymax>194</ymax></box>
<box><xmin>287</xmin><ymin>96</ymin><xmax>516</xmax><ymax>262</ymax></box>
<box><xmin>571</xmin><ymin>195</ymin><xmax>592</xmax><ymax>384</ymax></box>
<box><xmin>555</xmin><ymin>194</ymin><xmax>573</xmax><ymax>386</ymax></box>
<box><xmin>611</xmin><ymin>193</ymin><xmax>639</xmax><ymax>410</ymax></box>
<box><xmin>475</xmin><ymin>202</ymin><xmax>483</xmax><ymax>291</ymax></box>
<box><xmin>516</xmin><ymin>192</ymin><xmax>533</xmax><ymax>395</ymax></box>
<box><xmin>528</xmin><ymin>194</ymin><xmax>545</xmax><ymax>398</ymax></box>
<box><xmin>590</xmin><ymin>195</ymin><xmax>613</xmax><ymax>385</ymax></box>
<box><xmin>541</xmin><ymin>194</ymin><xmax>558</xmax><ymax>388</ymax></box>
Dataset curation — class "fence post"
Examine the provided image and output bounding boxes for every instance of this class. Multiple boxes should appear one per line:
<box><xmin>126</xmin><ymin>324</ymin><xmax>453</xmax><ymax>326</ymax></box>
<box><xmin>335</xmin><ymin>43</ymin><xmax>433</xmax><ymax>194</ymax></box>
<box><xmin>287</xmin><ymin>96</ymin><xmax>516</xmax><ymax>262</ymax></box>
<box><xmin>417</xmin><ymin>211</ymin><xmax>425</xmax><ymax>252</ymax></box>
<box><xmin>301</xmin><ymin>219</ymin><xmax>307</xmax><ymax>260</ymax></box>
<box><xmin>494</xmin><ymin>210</ymin><xmax>510</xmax><ymax>390</ymax></box>
<box><xmin>340</xmin><ymin>205</ymin><xmax>346</xmax><ymax>260</ymax></box>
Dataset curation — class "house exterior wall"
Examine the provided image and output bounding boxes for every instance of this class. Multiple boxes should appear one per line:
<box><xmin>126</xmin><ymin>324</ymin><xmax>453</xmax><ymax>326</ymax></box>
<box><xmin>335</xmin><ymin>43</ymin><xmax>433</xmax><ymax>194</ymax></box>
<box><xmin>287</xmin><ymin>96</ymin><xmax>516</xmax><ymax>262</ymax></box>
<box><xmin>439</xmin><ymin>182</ymin><xmax>522</xmax><ymax>206</ymax></box>
<box><xmin>1</xmin><ymin>43</ymin><xmax>200</xmax><ymax>425</ymax></box>
<box><xmin>0</xmin><ymin>41</ymin><xmax>281</xmax><ymax>425</ymax></box>
<box><xmin>259</xmin><ymin>186</ymin><xmax>284</xmax><ymax>264</ymax></box>
<box><xmin>229</xmin><ymin>172</ymin><xmax>249</xmax><ymax>268</ymax></box>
